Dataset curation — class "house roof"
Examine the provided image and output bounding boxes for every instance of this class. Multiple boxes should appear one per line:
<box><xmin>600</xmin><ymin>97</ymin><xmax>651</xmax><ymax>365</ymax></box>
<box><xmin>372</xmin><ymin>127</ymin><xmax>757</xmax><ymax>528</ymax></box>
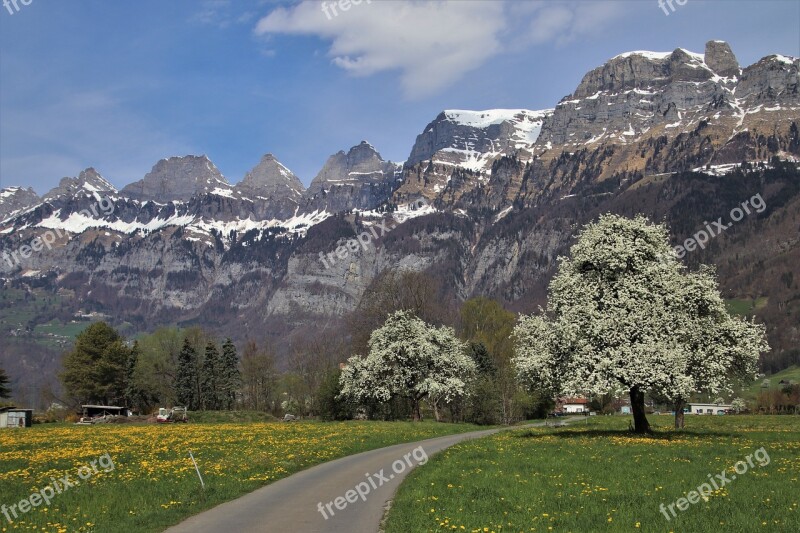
<box><xmin>560</xmin><ymin>397</ymin><xmax>589</xmax><ymax>404</ymax></box>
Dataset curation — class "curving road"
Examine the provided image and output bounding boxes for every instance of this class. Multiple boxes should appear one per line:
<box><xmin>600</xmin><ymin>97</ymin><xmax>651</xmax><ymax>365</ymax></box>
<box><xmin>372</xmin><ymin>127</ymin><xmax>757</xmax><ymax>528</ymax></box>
<box><xmin>165</xmin><ymin>420</ymin><xmax>572</xmax><ymax>533</ymax></box>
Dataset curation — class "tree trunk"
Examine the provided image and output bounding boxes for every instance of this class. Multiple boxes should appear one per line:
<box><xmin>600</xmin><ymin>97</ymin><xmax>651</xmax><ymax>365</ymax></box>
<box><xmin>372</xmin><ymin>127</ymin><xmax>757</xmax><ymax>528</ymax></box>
<box><xmin>433</xmin><ymin>400</ymin><xmax>441</xmax><ymax>422</ymax></box>
<box><xmin>674</xmin><ymin>398</ymin><xmax>685</xmax><ymax>429</ymax></box>
<box><xmin>412</xmin><ymin>398</ymin><xmax>422</xmax><ymax>421</ymax></box>
<box><xmin>629</xmin><ymin>386</ymin><xmax>652</xmax><ymax>434</ymax></box>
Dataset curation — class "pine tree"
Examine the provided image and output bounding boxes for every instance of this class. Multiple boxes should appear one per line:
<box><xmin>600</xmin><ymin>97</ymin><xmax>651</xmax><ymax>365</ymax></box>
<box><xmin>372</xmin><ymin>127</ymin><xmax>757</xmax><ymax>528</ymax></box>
<box><xmin>124</xmin><ymin>341</ymin><xmax>144</xmax><ymax>411</ymax></box>
<box><xmin>175</xmin><ymin>339</ymin><xmax>199</xmax><ymax>410</ymax></box>
<box><xmin>201</xmin><ymin>341</ymin><xmax>221</xmax><ymax>410</ymax></box>
<box><xmin>468</xmin><ymin>342</ymin><xmax>497</xmax><ymax>377</ymax></box>
<box><xmin>0</xmin><ymin>367</ymin><xmax>11</xmax><ymax>399</ymax></box>
<box><xmin>61</xmin><ymin>322</ymin><xmax>131</xmax><ymax>405</ymax></box>
<box><xmin>220</xmin><ymin>338</ymin><xmax>241</xmax><ymax>410</ymax></box>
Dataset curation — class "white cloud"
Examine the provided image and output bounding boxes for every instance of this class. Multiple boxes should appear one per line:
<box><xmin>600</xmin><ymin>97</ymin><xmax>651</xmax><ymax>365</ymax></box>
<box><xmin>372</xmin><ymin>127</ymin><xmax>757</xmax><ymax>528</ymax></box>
<box><xmin>255</xmin><ymin>0</ymin><xmax>506</xmax><ymax>99</ymax></box>
<box><xmin>525</xmin><ymin>1</ymin><xmax>627</xmax><ymax>47</ymax></box>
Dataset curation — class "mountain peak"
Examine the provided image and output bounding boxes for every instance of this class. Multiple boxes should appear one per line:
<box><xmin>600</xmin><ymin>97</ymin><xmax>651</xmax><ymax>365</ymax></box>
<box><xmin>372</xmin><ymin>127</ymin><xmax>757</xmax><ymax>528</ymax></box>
<box><xmin>121</xmin><ymin>155</ymin><xmax>230</xmax><ymax>202</ymax></box>
<box><xmin>705</xmin><ymin>40</ymin><xmax>740</xmax><ymax>76</ymax></box>
<box><xmin>43</xmin><ymin>167</ymin><xmax>117</xmax><ymax>202</ymax></box>
<box><xmin>308</xmin><ymin>141</ymin><xmax>397</xmax><ymax>195</ymax></box>
<box><xmin>236</xmin><ymin>153</ymin><xmax>305</xmax><ymax>201</ymax></box>
<box><xmin>0</xmin><ymin>186</ymin><xmax>40</xmax><ymax>220</ymax></box>
<box><xmin>406</xmin><ymin>108</ymin><xmax>553</xmax><ymax>170</ymax></box>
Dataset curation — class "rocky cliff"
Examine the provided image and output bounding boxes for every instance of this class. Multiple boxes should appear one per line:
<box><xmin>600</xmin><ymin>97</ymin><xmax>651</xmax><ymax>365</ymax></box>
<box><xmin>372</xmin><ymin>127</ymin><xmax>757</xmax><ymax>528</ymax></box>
<box><xmin>121</xmin><ymin>155</ymin><xmax>232</xmax><ymax>202</ymax></box>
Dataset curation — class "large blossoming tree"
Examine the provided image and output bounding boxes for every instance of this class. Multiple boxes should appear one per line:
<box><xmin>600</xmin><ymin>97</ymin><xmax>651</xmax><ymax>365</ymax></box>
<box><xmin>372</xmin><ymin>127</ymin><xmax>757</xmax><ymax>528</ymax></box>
<box><xmin>339</xmin><ymin>310</ymin><xmax>476</xmax><ymax>421</ymax></box>
<box><xmin>513</xmin><ymin>214</ymin><xmax>768</xmax><ymax>433</ymax></box>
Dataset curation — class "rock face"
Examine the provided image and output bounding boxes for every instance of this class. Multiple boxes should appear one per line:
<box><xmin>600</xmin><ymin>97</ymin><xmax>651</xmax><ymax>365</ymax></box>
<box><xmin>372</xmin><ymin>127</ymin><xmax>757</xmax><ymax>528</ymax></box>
<box><xmin>235</xmin><ymin>154</ymin><xmax>305</xmax><ymax>202</ymax></box>
<box><xmin>538</xmin><ymin>41</ymin><xmax>799</xmax><ymax>149</ymax></box>
<box><xmin>736</xmin><ymin>54</ymin><xmax>800</xmax><ymax>102</ymax></box>
<box><xmin>121</xmin><ymin>155</ymin><xmax>231</xmax><ymax>202</ymax></box>
<box><xmin>406</xmin><ymin>109</ymin><xmax>552</xmax><ymax>170</ymax></box>
<box><xmin>304</xmin><ymin>141</ymin><xmax>401</xmax><ymax>212</ymax></box>
<box><xmin>235</xmin><ymin>154</ymin><xmax>306</xmax><ymax>219</ymax></box>
<box><xmin>0</xmin><ymin>187</ymin><xmax>40</xmax><ymax>220</ymax></box>
<box><xmin>705</xmin><ymin>40</ymin><xmax>740</xmax><ymax>77</ymax></box>
<box><xmin>43</xmin><ymin>168</ymin><xmax>117</xmax><ymax>202</ymax></box>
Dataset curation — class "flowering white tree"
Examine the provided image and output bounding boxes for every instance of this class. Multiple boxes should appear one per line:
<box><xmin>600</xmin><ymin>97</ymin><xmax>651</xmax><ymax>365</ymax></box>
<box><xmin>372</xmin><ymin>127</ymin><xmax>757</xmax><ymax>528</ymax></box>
<box><xmin>339</xmin><ymin>310</ymin><xmax>476</xmax><ymax>421</ymax></box>
<box><xmin>730</xmin><ymin>397</ymin><xmax>747</xmax><ymax>413</ymax></box>
<box><xmin>513</xmin><ymin>214</ymin><xmax>769</xmax><ymax>433</ymax></box>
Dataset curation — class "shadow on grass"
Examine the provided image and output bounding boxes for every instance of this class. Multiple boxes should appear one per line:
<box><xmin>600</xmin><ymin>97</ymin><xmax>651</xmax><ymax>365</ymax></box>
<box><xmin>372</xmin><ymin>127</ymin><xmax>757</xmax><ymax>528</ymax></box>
<box><xmin>511</xmin><ymin>428</ymin><xmax>738</xmax><ymax>441</ymax></box>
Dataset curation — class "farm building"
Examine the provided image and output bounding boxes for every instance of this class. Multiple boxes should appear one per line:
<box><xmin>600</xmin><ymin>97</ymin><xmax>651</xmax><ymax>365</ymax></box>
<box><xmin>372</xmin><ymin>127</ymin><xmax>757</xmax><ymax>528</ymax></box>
<box><xmin>80</xmin><ymin>405</ymin><xmax>131</xmax><ymax>419</ymax></box>
<box><xmin>558</xmin><ymin>397</ymin><xmax>589</xmax><ymax>413</ymax></box>
<box><xmin>689</xmin><ymin>402</ymin><xmax>732</xmax><ymax>415</ymax></box>
<box><xmin>0</xmin><ymin>407</ymin><xmax>33</xmax><ymax>428</ymax></box>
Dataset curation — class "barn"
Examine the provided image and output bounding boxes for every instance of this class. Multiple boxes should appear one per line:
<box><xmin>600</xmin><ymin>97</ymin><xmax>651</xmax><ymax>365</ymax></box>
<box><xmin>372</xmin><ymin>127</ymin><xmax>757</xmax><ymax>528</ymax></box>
<box><xmin>0</xmin><ymin>407</ymin><xmax>33</xmax><ymax>428</ymax></box>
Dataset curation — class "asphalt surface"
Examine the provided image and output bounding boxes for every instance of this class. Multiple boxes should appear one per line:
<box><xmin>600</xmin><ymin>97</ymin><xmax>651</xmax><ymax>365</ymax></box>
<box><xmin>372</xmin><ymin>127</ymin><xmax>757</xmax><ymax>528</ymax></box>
<box><xmin>164</xmin><ymin>420</ymin><xmax>569</xmax><ymax>533</ymax></box>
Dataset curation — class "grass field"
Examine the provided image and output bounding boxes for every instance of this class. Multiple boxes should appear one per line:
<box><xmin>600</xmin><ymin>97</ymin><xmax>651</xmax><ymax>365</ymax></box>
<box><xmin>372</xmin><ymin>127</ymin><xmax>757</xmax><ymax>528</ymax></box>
<box><xmin>0</xmin><ymin>420</ymin><xmax>482</xmax><ymax>532</ymax></box>
<box><xmin>741</xmin><ymin>365</ymin><xmax>800</xmax><ymax>401</ymax></box>
<box><xmin>725</xmin><ymin>297</ymin><xmax>769</xmax><ymax>317</ymax></box>
<box><xmin>385</xmin><ymin>416</ymin><xmax>800</xmax><ymax>532</ymax></box>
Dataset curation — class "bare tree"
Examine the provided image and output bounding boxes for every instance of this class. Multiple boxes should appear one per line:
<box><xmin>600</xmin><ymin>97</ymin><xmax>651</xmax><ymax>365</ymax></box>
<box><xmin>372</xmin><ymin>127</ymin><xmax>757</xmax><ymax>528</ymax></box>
<box><xmin>348</xmin><ymin>269</ymin><xmax>453</xmax><ymax>356</ymax></box>
<box><xmin>240</xmin><ymin>341</ymin><xmax>277</xmax><ymax>412</ymax></box>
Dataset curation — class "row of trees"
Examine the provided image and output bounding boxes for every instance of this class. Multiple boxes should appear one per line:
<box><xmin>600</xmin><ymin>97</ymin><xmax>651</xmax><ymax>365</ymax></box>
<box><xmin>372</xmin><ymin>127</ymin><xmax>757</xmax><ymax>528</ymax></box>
<box><xmin>332</xmin><ymin>215</ymin><xmax>770</xmax><ymax>433</ymax></box>
<box><xmin>59</xmin><ymin>323</ymin><xmax>322</xmax><ymax>417</ymax></box>
<box><xmin>174</xmin><ymin>338</ymin><xmax>240</xmax><ymax>411</ymax></box>
<box><xmin>60</xmin><ymin>323</ymin><xmax>244</xmax><ymax>413</ymax></box>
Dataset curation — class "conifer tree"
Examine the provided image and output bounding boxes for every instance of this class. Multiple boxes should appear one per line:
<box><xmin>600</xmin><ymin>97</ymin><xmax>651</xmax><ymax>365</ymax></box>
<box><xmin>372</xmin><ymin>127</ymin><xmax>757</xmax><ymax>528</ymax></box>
<box><xmin>175</xmin><ymin>338</ymin><xmax>199</xmax><ymax>410</ymax></box>
<box><xmin>0</xmin><ymin>367</ymin><xmax>11</xmax><ymax>400</ymax></box>
<box><xmin>221</xmin><ymin>338</ymin><xmax>241</xmax><ymax>410</ymax></box>
<box><xmin>124</xmin><ymin>341</ymin><xmax>142</xmax><ymax>410</ymax></box>
<box><xmin>61</xmin><ymin>322</ymin><xmax>131</xmax><ymax>405</ymax></box>
<box><xmin>201</xmin><ymin>341</ymin><xmax>221</xmax><ymax>410</ymax></box>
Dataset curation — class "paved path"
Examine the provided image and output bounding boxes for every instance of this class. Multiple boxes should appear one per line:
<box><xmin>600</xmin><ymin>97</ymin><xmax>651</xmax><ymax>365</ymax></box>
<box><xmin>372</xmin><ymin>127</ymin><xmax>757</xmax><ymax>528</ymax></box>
<box><xmin>165</xmin><ymin>419</ymin><xmax>575</xmax><ymax>533</ymax></box>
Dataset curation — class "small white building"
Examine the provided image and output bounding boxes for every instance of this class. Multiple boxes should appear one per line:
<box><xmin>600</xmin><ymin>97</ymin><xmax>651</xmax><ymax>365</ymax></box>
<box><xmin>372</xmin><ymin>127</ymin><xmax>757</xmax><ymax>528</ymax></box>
<box><xmin>0</xmin><ymin>407</ymin><xmax>33</xmax><ymax>428</ymax></box>
<box><xmin>689</xmin><ymin>403</ymin><xmax>732</xmax><ymax>415</ymax></box>
<box><xmin>559</xmin><ymin>397</ymin><xmax>589</xmax><ymax>413</ymax></box>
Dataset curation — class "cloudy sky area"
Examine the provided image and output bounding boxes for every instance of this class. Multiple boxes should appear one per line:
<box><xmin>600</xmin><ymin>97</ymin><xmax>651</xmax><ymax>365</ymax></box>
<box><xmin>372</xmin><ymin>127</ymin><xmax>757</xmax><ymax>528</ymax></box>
<box><xmin>1</xmin><ymin>0</ymin><xmax>798</xmax><ymax>194</ymax></box>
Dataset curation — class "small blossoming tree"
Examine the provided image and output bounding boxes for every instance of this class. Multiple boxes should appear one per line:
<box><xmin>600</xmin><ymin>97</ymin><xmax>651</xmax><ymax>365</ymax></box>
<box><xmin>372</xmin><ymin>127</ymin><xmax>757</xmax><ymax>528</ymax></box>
<box><xmin>339</xmin><ymin>310</ymin><xmax>476</xmax><ymax>421</ymax></box>
<box><xmin>730</xmin><ymin>397</ymin><xmax>747</xmax><ymax>413</ymax></box>
<box><xmin>513</xmin><ymin>214</ymin><xmax>768</xmax><ymax>433</ymax></box>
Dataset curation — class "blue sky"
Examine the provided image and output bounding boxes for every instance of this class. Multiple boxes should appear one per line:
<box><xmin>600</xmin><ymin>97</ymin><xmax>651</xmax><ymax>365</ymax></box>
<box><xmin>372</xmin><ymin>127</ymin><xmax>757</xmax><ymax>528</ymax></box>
<box><xmin>1</xmin><ymin>0</ymin><xmax>798</xmax><ymax>194</ymax></box>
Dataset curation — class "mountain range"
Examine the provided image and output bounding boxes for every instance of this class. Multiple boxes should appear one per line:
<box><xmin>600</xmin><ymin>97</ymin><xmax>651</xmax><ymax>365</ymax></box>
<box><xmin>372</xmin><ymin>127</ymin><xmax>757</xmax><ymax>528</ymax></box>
<box><xmin>1</xmin><ymin>41</ymin><xmax>799</xmax><ymax>407</ymax></box>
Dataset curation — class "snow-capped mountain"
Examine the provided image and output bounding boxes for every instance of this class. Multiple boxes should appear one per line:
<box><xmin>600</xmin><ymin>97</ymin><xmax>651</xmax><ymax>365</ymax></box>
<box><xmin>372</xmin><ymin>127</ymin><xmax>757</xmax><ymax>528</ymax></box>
<box><xmin>236</xmin><ymin>153</ymin><xmax>305</xmax><ymax>202</ymax></box>
<box><xmin>407</xmin><ymin>108</ymin><xmax>553</xmax><ymax>171</ymax></box>
<box><xmin>0</xmin><ymin>187</ymin><xmax>40</xmax><ymax>220</ymax></box>
<box><xmin>43</xmin><ymin>168</ymin><xmax>117</xmax><ymax>202</ymax></box>
<box><xmin>538</xmin><ymin>40</ymin><xmax>799</xmax><ymax>151</ymax></box>
<box><xmin>304</xmin><ymin>141</ymin><xmax>403</xmax><ymax>212</ymax></box>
